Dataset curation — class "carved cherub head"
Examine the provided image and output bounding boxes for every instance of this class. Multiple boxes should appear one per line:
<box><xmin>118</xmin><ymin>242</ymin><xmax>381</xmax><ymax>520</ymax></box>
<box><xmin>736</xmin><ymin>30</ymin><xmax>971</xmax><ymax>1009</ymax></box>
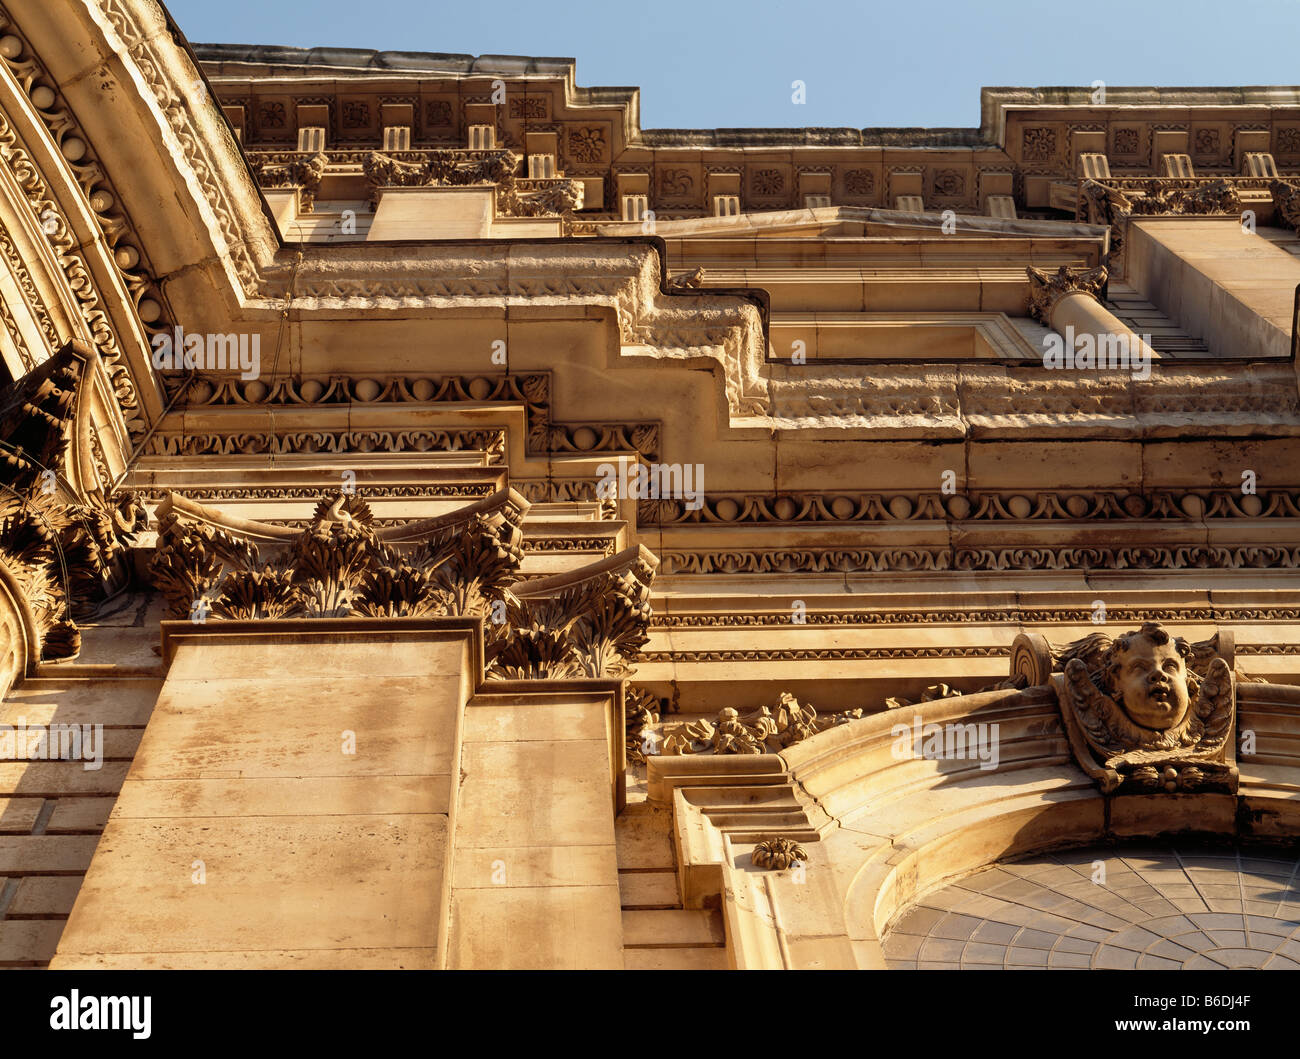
<box><xmin>1100</xmin><ymin>622</ymin><xmax>1194</xmax><ymax>730</ymax></box>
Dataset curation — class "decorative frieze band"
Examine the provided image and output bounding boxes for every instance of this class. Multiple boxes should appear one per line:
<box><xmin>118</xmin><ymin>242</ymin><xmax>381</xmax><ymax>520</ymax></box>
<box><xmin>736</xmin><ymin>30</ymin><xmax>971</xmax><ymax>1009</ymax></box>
<box><xmin>175</xmin><ymin>372</ymin><xmax>661</xmax><ymax>461</ymax></box>
<box><xmin>659</xmin><ymin>544</ymin><xmax>1300</xmax><ymax>576</ymax></box>
<box><xmin>640</xmin><ymin>487</ymin><xmax>1294</xmax><ymax>525</ymax></box>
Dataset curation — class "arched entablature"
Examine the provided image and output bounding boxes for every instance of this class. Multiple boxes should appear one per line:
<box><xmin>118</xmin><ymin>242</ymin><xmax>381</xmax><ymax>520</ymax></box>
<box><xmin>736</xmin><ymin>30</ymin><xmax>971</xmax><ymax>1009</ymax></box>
<box><xmin>648</xmin><ymin>629</ymin><xmax>1300</xmax><ymax>970</ymax></box>
<box><xmin>0</xmin><ymin>1</ymin><xmax>193</xmax><ymax>487</ymax></box>
<box><xmin>0</xmin><ymin>0</ymin><xmax>289</xmax><ymax>480</ymax></box>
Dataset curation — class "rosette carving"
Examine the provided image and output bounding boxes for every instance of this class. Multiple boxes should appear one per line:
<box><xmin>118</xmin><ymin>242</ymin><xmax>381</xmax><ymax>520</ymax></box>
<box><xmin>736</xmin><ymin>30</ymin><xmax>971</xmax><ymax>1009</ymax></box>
<box><xmin>752</xmin><ymin>837</ymin><xmax>807</xmax><ymax>871</ymax></box>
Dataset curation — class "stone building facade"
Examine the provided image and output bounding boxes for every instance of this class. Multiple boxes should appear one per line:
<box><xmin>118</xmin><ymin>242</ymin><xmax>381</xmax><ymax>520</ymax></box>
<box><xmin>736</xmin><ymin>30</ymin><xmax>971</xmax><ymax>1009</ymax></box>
<box><xmin>0</xmin><ymin>0</ymin><xmax>1299</xmax><ymax>970</ymax></box>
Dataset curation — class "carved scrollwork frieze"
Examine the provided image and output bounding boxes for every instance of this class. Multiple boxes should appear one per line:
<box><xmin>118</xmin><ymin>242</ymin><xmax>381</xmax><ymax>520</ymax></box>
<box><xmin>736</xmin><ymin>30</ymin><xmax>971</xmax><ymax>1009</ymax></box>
<box><xmin>655</xmin><ymin>692</ymin><xmax>863</xmax><ymax>755</ymax></box>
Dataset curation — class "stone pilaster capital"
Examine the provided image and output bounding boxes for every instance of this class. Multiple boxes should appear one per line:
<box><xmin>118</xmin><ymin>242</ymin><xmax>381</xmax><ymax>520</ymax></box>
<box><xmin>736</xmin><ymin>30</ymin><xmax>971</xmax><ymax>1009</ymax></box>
<box><xmin>1271</xmin><ymin>179</ymin><xmax>1300</xmax><ymax>232</ymax></box>
<box><xmin>1025</xmin><ymin>264</ymin><xmax>1108</xmax><ymax>325</ymax></box>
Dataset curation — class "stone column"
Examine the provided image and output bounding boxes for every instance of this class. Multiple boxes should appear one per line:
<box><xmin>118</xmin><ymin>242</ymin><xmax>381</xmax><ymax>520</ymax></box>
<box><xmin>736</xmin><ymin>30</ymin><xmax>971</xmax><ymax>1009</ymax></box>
<box><xmin>1027</xmin><ymin>264</ymin><xmax>1161</xmax><ymax>366</ymax></box>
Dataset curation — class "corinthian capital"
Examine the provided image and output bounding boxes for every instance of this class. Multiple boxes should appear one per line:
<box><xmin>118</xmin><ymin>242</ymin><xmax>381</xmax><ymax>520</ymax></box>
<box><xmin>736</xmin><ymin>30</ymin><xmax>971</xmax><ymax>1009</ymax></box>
<box><xmin>1272</xmin><ymin>180</ymin><xmax>1300</xmax><ymax>232</ymax></box>
<box><xmin>1025</xmin><ymin>264</ymin><xmax>1108</xmax><ymax>325</ymax></box>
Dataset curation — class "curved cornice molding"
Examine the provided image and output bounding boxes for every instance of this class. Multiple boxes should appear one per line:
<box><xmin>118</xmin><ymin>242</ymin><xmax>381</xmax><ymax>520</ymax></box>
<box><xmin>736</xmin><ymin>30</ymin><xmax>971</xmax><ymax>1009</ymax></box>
<box><xmin>198</xmin><ymin>47</ymin><xmax>1300</xmax><ymax>152</ymax></box>
<box><xmin>0</xmin><ymin>6</ymin><xmax>172</xmax><ymax>436</ymax></box>
<box><xmin>3</xmin><ymin>0</ymin><xmax>775</xmax><ymax>433</ymax></box>
<box><xmin>8</xmin><ymin>1</ymin><xmax>1300</xmax><ymax>456</ymax></box>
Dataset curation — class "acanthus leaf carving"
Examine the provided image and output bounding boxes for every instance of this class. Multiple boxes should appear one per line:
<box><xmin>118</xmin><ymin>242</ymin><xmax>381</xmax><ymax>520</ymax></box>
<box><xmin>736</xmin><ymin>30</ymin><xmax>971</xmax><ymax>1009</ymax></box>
<box><xmin>250</xmin><ymin>151</ymin><xmax>328</xmax><ymax>211</ymax></box>
<box><xmin>1271</xmin><ymin>179</ymin><xmax>1300</xmax><ymax>231</ymax></box>
<box><xmin>659</xmin><ymin>692</ymin><xmax>863</xmax><ymax>755</ymax></box>
<box><xmin>1025</xmin><ymin>264</ymin><xmax>1108</xmax><ymax>325</ymax></box>
<box><xmin>151</xmin><ymin>489</ymin><xmax>528</xmax><ymax>624</ymax></box>
<box><xmin>0</xmin><ymin>344</ymin><xmax>140</xmax><ymax>658</ymax></box>
<box><xmin>486</xmin><ymin>545</ymin><xmax>656</xmax><ymax>680</ymax></box>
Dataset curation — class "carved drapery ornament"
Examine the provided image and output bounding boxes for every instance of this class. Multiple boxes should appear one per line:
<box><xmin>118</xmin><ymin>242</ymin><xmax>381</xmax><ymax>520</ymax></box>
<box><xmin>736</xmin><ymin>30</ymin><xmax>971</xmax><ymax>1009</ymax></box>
<box><xmin>1014</xmin><ymin>622</ymin><xmax>1238</xmax><ymax>794</ymax></box>
<box><xmin>1025</xmin><ymin>264</ymin><xmax>1108</xmax><ymax>325</ymax></box>
<box><xmin>363</xmin><ymin>149</ymin><xmax>517</xmax><ymax>190</ymax></box>
<box><xmin>497</xmin><ymin>178</ymin><xmax>583</xmax><ymax>218</ymax></box>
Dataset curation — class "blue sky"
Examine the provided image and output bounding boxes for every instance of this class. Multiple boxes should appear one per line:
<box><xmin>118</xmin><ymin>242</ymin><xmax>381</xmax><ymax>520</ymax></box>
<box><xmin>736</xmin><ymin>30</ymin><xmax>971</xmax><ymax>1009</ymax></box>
<box><xmin>169</xmin><ymin>0</ymin><xmax>1300</xmax><ymax>130</ymax></box>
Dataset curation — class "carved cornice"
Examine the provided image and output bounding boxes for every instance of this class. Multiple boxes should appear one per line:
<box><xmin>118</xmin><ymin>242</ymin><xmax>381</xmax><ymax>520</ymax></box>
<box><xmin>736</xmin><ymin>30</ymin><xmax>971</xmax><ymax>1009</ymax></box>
<box><xmin>1025</xmin><ymin>264</ymin><xmax>1107</xmax><ymax>324</ymax></box>
<box><xmin>766</xmin><ymin>360</ymin><xmax>1300</xmax><ymax>429</ymax></box>
<box><xmin>175</xmin><ymin>372</ymin><xmax>661</xmax><ymax>461</ymax></box>
<box><xmin>652</xmin><ymin>605</ymin><xmax>1300</xmax><ymax>628</ymax></box>
<box><xmin>140</xmin><ymin>483</ymin><xmax>496</xmax><ymax>503</ymax></box>
<box><xmin>146</xmin><ymin>427</ymin><xmax>508</xmax><ymax>462</ymax></box>
<box><xmin>642</xmin><ymin>646</ymin><xmax>1006</xmax><ymax>663</ymax></box>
